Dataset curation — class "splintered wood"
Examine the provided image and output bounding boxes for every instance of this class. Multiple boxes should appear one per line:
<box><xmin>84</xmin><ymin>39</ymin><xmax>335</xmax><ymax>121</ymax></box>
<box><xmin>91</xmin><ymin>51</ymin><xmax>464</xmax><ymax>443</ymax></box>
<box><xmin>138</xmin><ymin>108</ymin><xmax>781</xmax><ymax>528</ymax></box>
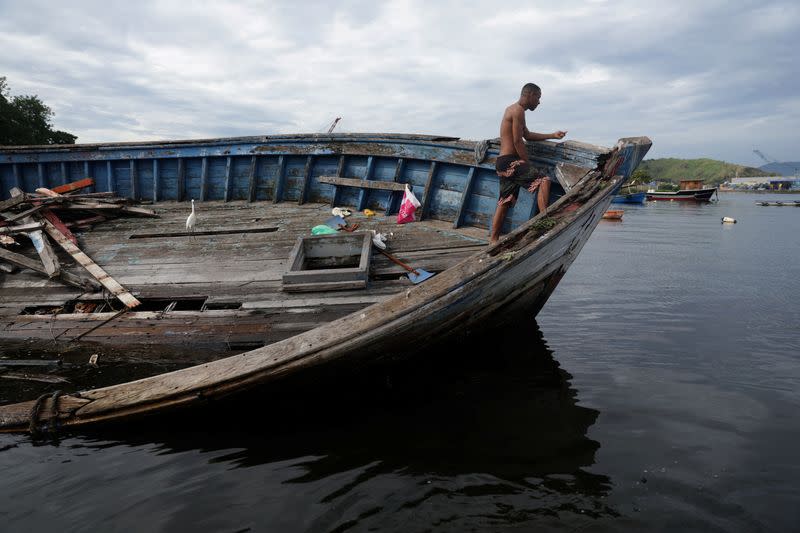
<box><xmin>1</xmin><ymin>178</ymin><xmax>147</xmax><ymax>308</ymax></box>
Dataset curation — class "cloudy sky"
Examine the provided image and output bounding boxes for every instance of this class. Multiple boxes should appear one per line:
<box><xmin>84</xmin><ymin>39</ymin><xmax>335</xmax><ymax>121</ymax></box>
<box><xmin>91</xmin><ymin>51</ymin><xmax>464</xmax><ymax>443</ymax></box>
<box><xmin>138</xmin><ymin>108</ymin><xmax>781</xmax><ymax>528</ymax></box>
<box><xmin>1</xmin><ymin>0</ymin><xmax>797</xmax><ymax>165</ymax></box>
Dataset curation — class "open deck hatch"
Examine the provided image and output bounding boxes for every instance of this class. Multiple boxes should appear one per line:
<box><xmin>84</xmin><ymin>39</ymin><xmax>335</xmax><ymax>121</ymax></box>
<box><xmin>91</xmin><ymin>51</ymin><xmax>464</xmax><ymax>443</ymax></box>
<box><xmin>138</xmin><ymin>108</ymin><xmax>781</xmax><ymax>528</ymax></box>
<box><xmin>282</xmin><ymin>232</ymin><xmax>372</xmax><ymax>292</ymax></box>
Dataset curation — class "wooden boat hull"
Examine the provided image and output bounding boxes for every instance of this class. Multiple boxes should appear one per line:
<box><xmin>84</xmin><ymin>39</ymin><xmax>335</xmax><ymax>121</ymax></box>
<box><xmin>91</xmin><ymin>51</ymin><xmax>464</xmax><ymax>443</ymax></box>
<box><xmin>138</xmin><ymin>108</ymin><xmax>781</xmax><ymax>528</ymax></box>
<box><xmin>0</xmin><ymin>134</ymin><xmax>651</xmax><ymax>432</ymax></box>
<box><xmin>646</xmin><ymin>188</ymin><xmax>716</xmax><ymax>201</ymax></box>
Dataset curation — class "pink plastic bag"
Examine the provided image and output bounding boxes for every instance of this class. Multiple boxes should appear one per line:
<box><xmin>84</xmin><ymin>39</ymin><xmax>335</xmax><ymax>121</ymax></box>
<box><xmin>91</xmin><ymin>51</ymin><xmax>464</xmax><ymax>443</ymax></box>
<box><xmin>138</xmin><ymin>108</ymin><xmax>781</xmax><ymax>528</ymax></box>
<box><xmin>397</xmin><ymin>185</ymin><xmax>421</xmax><ymax>224</ymax></box>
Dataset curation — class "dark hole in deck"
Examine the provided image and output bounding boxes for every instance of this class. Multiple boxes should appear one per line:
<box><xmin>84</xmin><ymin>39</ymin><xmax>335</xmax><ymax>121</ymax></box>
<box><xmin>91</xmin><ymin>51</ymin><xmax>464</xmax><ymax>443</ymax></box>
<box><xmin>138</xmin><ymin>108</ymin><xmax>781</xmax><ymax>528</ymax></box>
<box><xmin>304</xmin><ymin>255</ymin><xmax>361</xmax><ymax>270</ymax></box>
<box><xmin>20</xmin><ymin>297</ymin><xmax>209</xmax><ymax>315</ymax></box>
<box><xmin>129</xmin><ymin>227</ymin><xmax>278</xmax><ymax>239</ymax></box>
<box><xmin>202</xmin><ymin>302</ymin><xmax>243</xmax><ymax>310</ymax></box>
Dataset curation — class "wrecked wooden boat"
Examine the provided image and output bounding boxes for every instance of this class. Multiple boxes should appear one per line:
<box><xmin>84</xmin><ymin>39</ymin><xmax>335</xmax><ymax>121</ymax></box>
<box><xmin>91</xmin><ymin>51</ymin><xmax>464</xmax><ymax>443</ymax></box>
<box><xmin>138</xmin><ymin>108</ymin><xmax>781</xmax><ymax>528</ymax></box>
<box><xmin>0</xmin><ymin>133</ymin><xmax>651</xmax><ymax>432</ymax></box>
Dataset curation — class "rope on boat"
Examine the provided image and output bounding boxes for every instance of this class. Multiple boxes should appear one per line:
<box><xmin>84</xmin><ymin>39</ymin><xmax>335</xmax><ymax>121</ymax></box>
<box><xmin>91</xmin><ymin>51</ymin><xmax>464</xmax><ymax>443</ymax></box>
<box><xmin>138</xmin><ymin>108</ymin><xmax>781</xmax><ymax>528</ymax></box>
<box><xmin>28</xmin><ymin>389</ymin><xmax>63</xmax><ymax>437</ymax></box>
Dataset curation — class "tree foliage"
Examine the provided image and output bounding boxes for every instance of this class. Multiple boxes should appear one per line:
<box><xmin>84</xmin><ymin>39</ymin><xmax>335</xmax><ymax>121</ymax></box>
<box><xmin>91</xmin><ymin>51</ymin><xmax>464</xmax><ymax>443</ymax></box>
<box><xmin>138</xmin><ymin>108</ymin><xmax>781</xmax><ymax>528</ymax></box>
<box><xmin>0</xmin><ymin>77</ymin><xmax>77</xmax><ymax>145</ymax></box>
<box><xmin>637</xmin><ymin>158</ymin><xmax>773</xmax><ymax>186</ymax></box>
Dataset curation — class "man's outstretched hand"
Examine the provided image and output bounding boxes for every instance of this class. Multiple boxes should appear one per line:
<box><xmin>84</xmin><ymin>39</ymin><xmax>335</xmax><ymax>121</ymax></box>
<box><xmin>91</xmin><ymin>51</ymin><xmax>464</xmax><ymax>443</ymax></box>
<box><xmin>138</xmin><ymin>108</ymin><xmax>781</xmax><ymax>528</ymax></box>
<box><xmin>551</xmin><ymin>131</ymin><xmax>568</xmax><ymax>139</ymax></box>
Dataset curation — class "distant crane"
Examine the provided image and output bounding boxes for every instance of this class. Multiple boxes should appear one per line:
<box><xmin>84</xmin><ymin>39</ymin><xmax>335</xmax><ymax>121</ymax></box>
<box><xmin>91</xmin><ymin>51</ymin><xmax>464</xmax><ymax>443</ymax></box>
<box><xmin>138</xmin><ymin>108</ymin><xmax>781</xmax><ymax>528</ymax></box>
<box><xmin>326</xmin><ymin>117</ymin><xmax>342</xmax><ymax>133</ymax></box>
<box><xmin>186</xmin><ymin>198</ymin><xmax>197</xmax><ymax>240</ymax></box>
<box><xmin>753</xmin><ymin>148</ymin><xmax>778</xmax><ymax>167</ymax></box>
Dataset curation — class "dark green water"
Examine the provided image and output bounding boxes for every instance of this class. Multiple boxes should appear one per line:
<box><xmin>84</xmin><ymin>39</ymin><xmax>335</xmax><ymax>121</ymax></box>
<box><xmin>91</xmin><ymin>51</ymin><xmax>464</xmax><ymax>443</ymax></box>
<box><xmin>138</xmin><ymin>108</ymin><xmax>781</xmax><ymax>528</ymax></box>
<box><xmin>1</xmin><ymin>192</ymin><xmax>798</xmax><ymax>532</ymax></box>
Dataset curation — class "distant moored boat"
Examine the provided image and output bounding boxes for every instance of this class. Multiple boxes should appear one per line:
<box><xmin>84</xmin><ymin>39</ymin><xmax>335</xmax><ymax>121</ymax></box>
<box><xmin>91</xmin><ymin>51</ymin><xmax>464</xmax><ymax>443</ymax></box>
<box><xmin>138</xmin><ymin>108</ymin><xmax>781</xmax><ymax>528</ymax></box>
<box><xmin>646</xmin><ymin>179</ymin><xmax>717</xmax><ymax>202</ymax></box>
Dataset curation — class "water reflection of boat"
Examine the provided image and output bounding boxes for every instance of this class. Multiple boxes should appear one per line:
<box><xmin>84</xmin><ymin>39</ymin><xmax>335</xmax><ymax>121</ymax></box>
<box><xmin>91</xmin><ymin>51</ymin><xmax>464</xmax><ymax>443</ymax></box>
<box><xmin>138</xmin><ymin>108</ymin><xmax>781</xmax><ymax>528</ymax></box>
<box><xmin>78</xmin><ymin>322</ymin><xmax>614</xmax><ymax>528</ymax></box>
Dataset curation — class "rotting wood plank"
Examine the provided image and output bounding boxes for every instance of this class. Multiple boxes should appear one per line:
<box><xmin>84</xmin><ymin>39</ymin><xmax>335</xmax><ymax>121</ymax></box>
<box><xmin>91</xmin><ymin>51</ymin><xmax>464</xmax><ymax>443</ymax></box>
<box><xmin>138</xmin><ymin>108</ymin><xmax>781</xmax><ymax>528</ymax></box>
<box><xmin>129</xmin><ymin>227</ymin><xmax>279</xmax><ymax>239</ymax></box>
<box><xmin>420</xmin><ymin>161</ymin><xmax>438</xmax><ymax>220</ymax></box>
<box><xmin>356</xmin><ymin>156</ymin><xmax>374</xmax><ymax>211</ymax></box>
<box><xmin>176</xmin><ymin>158</ymin><xmax>185</xmax><ymax>201</ymax></box>
<box><xmin>107</xmin><ymin>161</ymin><xmax>114</xmax><ymax>192</ymax></box>
<box><xmin>0</xmin><ymin>194</ymin><xmax>27</xmax><ymax>213</ymax></box>
<box><xmin>453</xmin><ymin>167</ymin><xmax>476</xmax><ymax>229</ymax></box>
<box><xmin>297</xmin><ymin>155</ymin><xmax>315</xmax><ymax>205</ymax></box>
<box><xmin>84</xmin><ymin>161</ymin><xmax>93</xmax><ymax>193</ymax></box>
<box><xmin>317</xmin><ymin>176</ymin><xmax>407</xmax><ymax>192</ymax></box>
<box><xmin>247</xmin><ymin>156</ymin><xmax>257</xmax><ymax>202</ymax></box>
<box><xmin>40</xmin><ymin>219</ymin><xmax>141</xmax><ymax>308</ymax></box>
<box><xmin>223</xmin><ymin>156</ymin><xmax>232</xmax><ymax>202</ymax></box>
<box><xmin>12</xmin><ymin>164</ymin><xmax>21</xmax><ymax>189</ymax></box>
<box><xmin>330</xmin><ymin>155</ymin><xmax>346</xmax><ymax>207</ymax></box>
<box><xmin>0</xmin><ymin>222</ymin><xmax>43</xmax><ymax>234</ymax></box>
<box><xmin>273</xmin><ymin>155</ymin><xmax>286</xmax><ymax>203</ymax></box>
<box><xmin>386</xmin><ymin>158</ymin><xmax>406</xmax><ymax>215</ymax></box>
<box><xmin>0</xmin><ymin>247</ymin><xmax>97</xmax><ymax>291</ymax></box>
<box><xmin>2</xmin><ymin>205</ymin><xmax>45</xmax><ymax>223</ymax></box>
<box><xmin>51</xmin><ymin>178</ymin><xmax>95</xmax><ymax>195</ymax></box>
<box><xmin>130</xmin><ymin>160</ymin><xmax>138</xmax><ymax>200</ymax></box>
<box><xmin>54</xmin><ymin>203</ymin><xmax>158</xmax><ymax>217</ymax></box>
<box><xmin>9</xmin><ymin>188</ymin><xmax>59</xmax><ymax>277</ymax></box>
<box><xmin>153</xmin><ymin>159</ymin><xmax>160</xmax><ymax>203</ymax></box>
<box><xmin>200</xmin><ymin>157</ymin><xmax>209</xmax><ymax>201</ymax></box>
<box><xmin>40</xmin><ymin>208</ymin><xmax>78</xmax><ymax>245</ymax></box>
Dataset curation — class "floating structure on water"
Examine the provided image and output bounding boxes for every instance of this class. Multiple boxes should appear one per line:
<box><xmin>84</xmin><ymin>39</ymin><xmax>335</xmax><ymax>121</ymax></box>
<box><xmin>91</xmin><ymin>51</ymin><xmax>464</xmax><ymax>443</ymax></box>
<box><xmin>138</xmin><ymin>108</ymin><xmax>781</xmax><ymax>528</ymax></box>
<box><xmin>601</xmin><ymin>209</ymin><xmax>624</xmax><ymax>220</ymax></box>
<box><xmin>611</xmin><ymin>191</ymin><xmax>646</xmax><ymax>204</ymax></box>
<box><xmin>756</xmin><ymin>200</ymin><xmax>800</xmax><ymax>206</ymax></box>
<box><xmin>647</xmin><ymin>180</ymin><xmax>717</xmax><ymax>202</ymax></box>
<box><xmin>0</xmin><ymin>133</ymin><xmax>650</xmax><ymax>432</ymax></box>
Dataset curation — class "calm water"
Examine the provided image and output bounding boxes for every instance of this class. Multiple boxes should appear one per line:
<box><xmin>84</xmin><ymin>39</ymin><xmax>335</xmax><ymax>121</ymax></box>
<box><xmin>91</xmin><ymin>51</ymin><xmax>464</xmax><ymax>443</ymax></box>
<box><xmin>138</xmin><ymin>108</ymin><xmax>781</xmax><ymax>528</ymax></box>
<box><xmin>1</xmin><ymin>192</ymin><xmax>799</xmax><ymax>532</ymax></box>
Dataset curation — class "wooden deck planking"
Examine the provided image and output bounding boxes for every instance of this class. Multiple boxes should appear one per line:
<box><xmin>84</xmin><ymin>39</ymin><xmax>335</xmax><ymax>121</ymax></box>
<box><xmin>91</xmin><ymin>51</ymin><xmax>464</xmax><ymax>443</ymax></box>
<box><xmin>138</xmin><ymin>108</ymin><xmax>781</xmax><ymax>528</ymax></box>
<box><xmin>1</xmin><ymin>201</ymin><xmax>488</xmax><ymax>332</ymax></box>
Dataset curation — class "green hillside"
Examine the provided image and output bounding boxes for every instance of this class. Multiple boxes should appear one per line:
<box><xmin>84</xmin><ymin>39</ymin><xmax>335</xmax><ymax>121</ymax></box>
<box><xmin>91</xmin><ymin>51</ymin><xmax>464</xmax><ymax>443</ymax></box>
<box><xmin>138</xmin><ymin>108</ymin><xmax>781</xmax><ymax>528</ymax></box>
<box><xmin>634</xmin><ymin>158</ymin><xmax>772</xmax><ymax>186</ymax></box>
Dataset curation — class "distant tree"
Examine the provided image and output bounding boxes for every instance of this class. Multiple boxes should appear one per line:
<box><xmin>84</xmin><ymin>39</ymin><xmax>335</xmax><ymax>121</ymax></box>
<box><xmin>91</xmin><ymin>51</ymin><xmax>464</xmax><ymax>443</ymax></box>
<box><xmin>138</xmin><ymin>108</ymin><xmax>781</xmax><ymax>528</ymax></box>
<box><xmin>0</xmin><ymin>77</ymin><xmax>77</xmax><ymax>145</ymax></box>
<box><xmin>630</xmin><ymin>168</ymin><xmax>651</xmax><ymax>184</ymax></box>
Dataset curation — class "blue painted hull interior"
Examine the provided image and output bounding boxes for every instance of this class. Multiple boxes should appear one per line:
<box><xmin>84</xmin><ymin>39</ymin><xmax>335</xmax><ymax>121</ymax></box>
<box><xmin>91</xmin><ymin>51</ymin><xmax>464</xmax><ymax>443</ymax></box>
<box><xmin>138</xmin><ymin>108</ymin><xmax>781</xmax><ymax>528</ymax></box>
<box><xmin>0</xmin><ymin>133</ymin><xmax>614</xmax><ymax>233</ymax></box>
<box><xmin>0</xmin><ymin>134</ymin><xmax>653</xmax><ymax>432</ymax></box>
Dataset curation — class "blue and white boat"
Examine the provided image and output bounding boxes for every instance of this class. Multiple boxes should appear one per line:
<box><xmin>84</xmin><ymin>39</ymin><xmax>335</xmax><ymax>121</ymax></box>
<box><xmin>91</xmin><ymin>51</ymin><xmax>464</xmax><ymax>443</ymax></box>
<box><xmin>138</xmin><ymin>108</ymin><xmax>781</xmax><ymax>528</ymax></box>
<box><xmin>0</xmin><ymin>132</ymin><xmax>650</xmax><ymax>432</ymax></box>
<box><xmin>612</xmin><ymin>191</ymin><xmax>647</xmax><ymax>204</ymax></box>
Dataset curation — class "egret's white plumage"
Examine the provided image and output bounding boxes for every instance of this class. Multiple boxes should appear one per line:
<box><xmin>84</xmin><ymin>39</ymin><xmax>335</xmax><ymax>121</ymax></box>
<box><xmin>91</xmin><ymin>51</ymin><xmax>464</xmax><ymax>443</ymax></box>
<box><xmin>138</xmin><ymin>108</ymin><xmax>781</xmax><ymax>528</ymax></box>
<box><xmin>186</xmin><ymin>199</ymin><xmax>197</xmax><ymax>238</ymax></box>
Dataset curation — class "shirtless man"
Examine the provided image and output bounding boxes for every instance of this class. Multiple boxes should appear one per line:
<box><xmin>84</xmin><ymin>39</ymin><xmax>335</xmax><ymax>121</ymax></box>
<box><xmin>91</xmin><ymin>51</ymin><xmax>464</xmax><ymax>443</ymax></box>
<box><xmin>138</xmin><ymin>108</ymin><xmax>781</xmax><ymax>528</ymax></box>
<box><xmin>490</xmin><ymin>83</ymin><xmax>567</xmax><ymax>243</ymax></box>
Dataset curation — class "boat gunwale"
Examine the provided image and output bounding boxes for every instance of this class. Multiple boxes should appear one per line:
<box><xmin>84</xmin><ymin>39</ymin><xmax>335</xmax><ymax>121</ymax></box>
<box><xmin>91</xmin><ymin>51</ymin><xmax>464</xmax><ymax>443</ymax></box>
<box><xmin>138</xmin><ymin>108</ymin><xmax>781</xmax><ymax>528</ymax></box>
<box><xmin>0</xmin><ymin>169</ymin><xmax>619</xmax><ymax>431</ymax></box>
<box><xmin>0</xmin><ymin>135</ymin><xmax>652</xmax><ymax>431</ymax></box>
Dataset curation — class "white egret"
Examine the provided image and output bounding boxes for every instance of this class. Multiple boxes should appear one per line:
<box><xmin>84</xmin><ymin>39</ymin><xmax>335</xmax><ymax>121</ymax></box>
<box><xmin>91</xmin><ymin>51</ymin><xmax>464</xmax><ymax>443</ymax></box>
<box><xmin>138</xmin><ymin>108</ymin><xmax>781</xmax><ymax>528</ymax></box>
<box><xmin>186</xmin><ymin>199</ymin><xmax>197</xmax><ymax>239</ymax></box>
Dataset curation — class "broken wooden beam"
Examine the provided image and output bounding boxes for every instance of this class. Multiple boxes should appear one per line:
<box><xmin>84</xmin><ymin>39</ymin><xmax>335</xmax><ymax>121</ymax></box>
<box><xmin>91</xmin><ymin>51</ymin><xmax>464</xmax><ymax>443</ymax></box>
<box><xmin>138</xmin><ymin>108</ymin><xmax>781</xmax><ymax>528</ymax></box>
<box><xmin>0</xmin><ymin>194</ymin><xmax>28</xmax><ymax>213</ymax></box>
<box><xmin>0</xmin><ymin>359</ymin><xmax>61</xmax><ymax>368</ymax></box>
<box><xmin>0</xmin><ymin>372</ymin><xmax>71</xmax><ymax>384</ymax></box>
<box><xmin>0</xmin><ymin>246</ymin><xmax>99</xmax><ymax>291</ymax></box>
<box><xmin>52</xmin><ymin>202</ymin><xmax>158</xmax><ymax>217</ymax></box>
<box><xmin>39</xmin><ymin>209</ymin><xmax>78</xmax><ymax>245</ymax></box>
<box><xmin>317</xmin><ymin>175</ymin><xmax>408</xmax><ymax>192</ymax></box>
<box><xmin>0</xmin><ymin>222</ymin><xmax>44</xmax><ymax>235</ymax></box>
<box><xmin>51</xmin><ymin>178</ymin><xmax>94</xmax><ymax>194</ymax></box>
<box><xmin>9</xmin><ymin>188</ymin><xmax>60</xmax><ymax>277</ymax></box>
<box><xmin>128</xmin><ymin>227</ymin><xmax>279</xmax><ymax>239</ymax></box>
<box><xmin>40</xmin><ymin>219</ymin><xmax>141</xmax><ymax>308</ymax></box>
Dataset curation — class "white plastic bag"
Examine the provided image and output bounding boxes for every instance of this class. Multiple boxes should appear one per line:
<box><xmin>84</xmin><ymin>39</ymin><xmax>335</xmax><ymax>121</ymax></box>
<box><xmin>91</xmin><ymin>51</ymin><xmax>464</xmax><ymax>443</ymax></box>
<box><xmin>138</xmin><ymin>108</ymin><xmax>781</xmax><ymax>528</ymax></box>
<box><xmin>397</xmin><ymin>185</ymin><xmax>421</xmax><ymax>224</ymax></box>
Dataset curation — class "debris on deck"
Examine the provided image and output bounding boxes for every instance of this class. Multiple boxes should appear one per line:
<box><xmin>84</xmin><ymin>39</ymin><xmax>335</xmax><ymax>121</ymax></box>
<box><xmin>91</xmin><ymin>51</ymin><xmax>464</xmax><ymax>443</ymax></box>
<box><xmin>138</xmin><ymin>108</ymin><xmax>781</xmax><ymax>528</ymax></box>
<box><xmin>0</xmin><ymin>178</ymin><xmax>155</xmax><ymax>306</ymax></box>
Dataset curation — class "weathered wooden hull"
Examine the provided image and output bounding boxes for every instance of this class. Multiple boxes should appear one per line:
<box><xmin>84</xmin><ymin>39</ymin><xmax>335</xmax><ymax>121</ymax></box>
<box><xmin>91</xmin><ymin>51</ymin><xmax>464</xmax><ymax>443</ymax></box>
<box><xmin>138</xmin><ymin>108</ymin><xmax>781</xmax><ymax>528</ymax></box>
<box><xmin>0</xmin><ymin>134</ymin><xmax>651</xmax><ymax>432</ymax></box>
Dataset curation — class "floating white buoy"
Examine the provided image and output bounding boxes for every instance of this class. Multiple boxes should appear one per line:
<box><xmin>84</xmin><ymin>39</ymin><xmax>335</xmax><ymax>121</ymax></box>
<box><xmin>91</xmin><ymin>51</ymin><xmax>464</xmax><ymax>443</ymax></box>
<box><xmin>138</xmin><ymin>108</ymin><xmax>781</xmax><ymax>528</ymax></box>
<box><xmin>721</xmin><ymin>216</ymin><xmax>736</xmax><ymax>224</ymax></box>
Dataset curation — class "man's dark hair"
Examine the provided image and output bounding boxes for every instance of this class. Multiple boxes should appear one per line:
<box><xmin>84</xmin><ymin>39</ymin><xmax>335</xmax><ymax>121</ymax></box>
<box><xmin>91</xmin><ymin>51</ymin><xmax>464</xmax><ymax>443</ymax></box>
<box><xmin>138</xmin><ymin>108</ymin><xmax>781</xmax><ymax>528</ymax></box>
<box><xmin>521</xmin><ymin>83</ymin><xmax>541</xmax><ymax>96</ymax></box>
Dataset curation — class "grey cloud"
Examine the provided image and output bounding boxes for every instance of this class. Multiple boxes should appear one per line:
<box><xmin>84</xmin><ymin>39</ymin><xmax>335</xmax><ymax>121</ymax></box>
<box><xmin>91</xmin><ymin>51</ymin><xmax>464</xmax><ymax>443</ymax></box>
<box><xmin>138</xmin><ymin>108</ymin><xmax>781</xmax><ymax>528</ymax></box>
<box><xmin>1</xmin><ymin>0</ymin><xmax>798</xmax><ymax>165</ymax></box>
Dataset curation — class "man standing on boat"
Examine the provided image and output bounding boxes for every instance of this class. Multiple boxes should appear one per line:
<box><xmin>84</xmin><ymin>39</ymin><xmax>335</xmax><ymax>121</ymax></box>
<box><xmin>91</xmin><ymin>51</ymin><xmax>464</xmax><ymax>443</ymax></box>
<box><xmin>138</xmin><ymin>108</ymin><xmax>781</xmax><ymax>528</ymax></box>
<box><xmin>490</xmin><ymin>83</ymin><xmax>567</xmax><ymax>243</ymax></box>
